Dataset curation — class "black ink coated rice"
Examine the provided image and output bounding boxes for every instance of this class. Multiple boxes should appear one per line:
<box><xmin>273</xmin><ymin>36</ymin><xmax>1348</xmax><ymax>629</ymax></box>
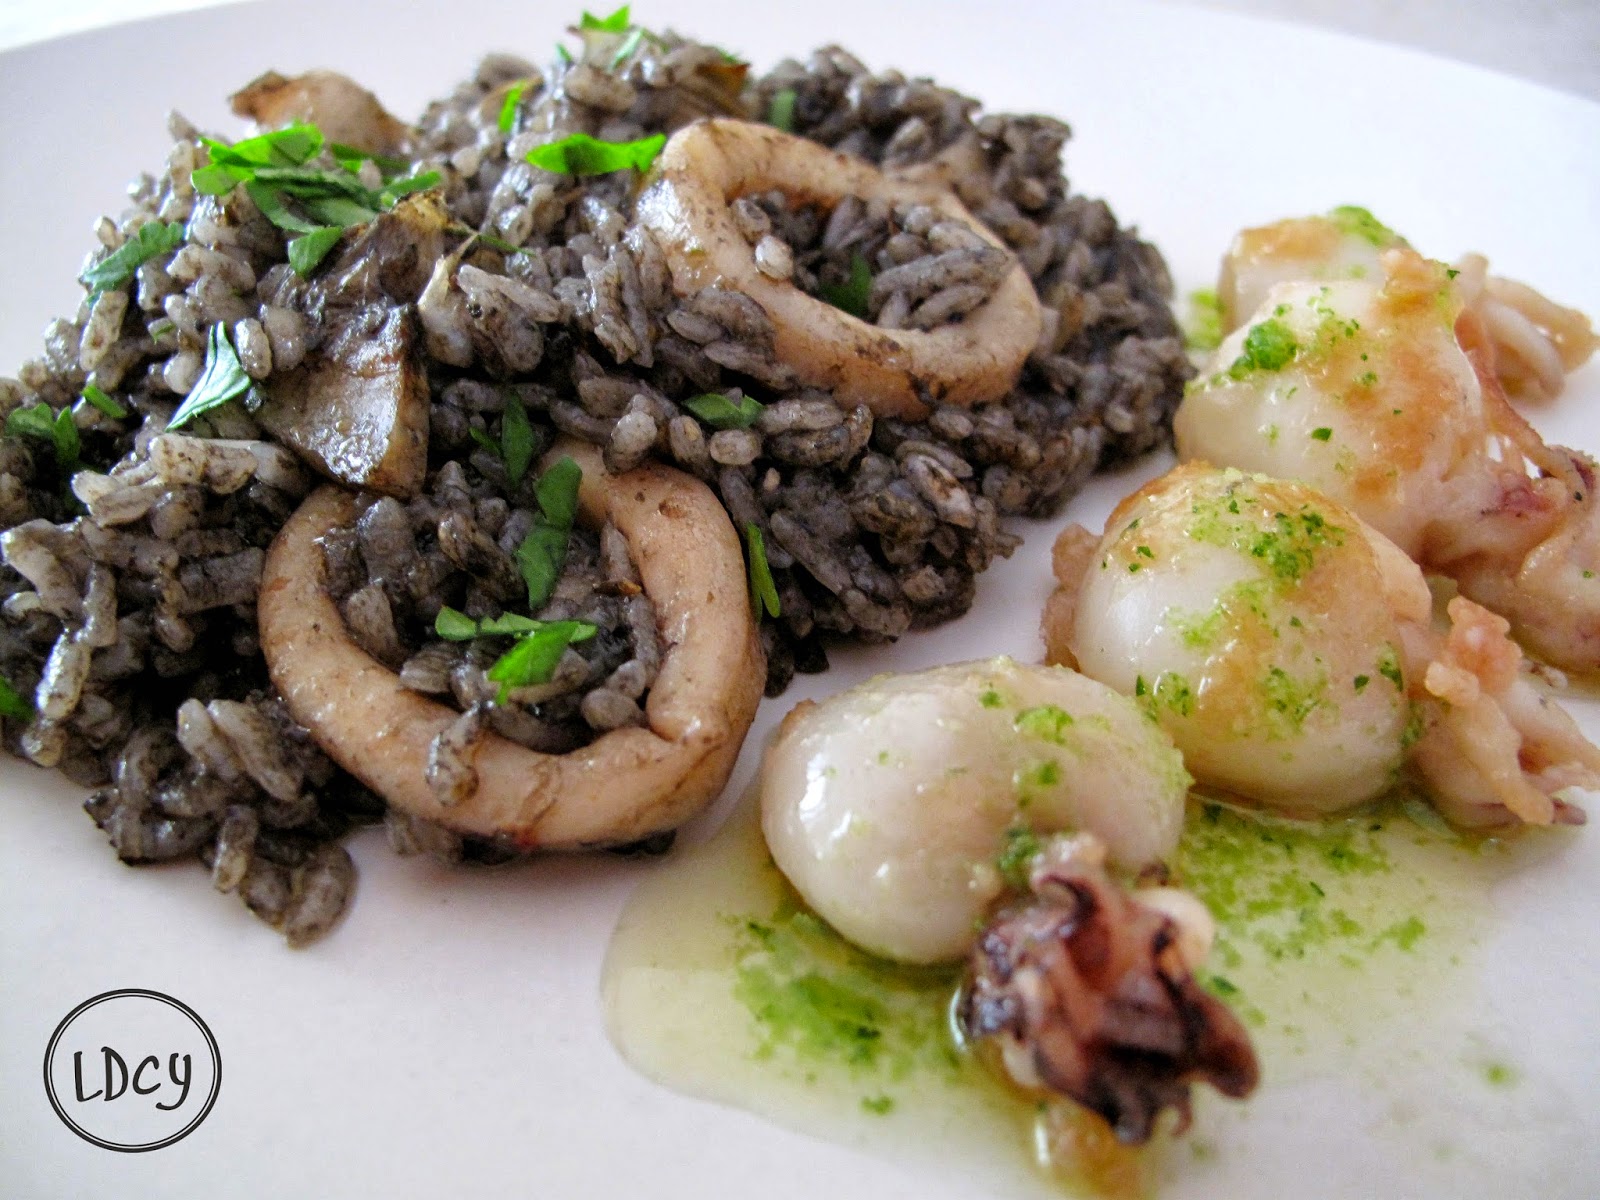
<box><xmin>0</xmin><ymin>28</ymin><xmax>1187</xmax><ymax>942</ymax></box>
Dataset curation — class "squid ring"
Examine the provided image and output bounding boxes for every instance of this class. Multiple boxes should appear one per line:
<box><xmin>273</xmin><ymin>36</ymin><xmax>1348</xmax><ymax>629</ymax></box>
<box><xmin>635</xmin><ymin>118</ymin><xmax>1042</xmax><ymax>421</ymax></box>
<box><xmin>257</xmin><ymin>440</ymin><xmax>765</xmax><ymax>849</ymax></box>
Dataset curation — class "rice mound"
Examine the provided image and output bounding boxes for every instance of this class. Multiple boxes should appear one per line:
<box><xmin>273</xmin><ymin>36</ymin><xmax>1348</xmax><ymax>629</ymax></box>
<box><xmin>0</xmin><ymin>28</ymin><xmax>1188</xmax><ymax>942</ymax></box>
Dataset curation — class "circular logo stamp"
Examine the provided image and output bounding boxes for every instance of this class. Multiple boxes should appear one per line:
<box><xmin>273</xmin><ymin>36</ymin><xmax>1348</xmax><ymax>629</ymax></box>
<box><xmin>43</xmin><ymin>989</ymin><xmax>221</xmax><ymax>1152</ymax></box>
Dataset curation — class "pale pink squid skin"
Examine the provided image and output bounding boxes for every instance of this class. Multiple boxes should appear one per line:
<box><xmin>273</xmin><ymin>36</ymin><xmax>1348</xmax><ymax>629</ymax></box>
<box><xmin>1180</xmin><ymin>245</ymin><xmax>1600</xmax><ymax>675</ymax></box>
<box><xmin>1407</xmin><ymin>595</ymin><xmax>1599</xmax><ymax>829</ymax></box>
<box><xmin>634</xmin><ymin>118</ymin><xmax>1043</xmax><ymax>421</ymax></box>
<box><xmin>1216</xmin><ymin>211</ymin><xmax>1597</xmax><ymax>405</ymax></box>
<box><xmin>1044</xmin><ymin>463</ymin><xmax>1599</xmax><ymax>830</ymax></box>
<box><xmin>257</xmin><ymin>440</ymin><xmax>765</xmax><ymax>850</ymax></box>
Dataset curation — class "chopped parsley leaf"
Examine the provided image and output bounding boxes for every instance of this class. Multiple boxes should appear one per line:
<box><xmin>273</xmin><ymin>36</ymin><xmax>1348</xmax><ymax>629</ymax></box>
<box><xmin>768</xmin><ymin>88</ymin><xmax>798</xmax><ymax>132</ymax></box>
<box><xmin>685</xmin><ymin>391</ymin><xmax>764</xmax><ymax>429</ymax></box>
<box><xmin>515</xmin><ymin>456</ymin><xmax>583</xmax><ymax>610</ymax></box>
<box><xmin>745</xmin><ymin>523</ymin><xmax>781</xmax><ymax>619</ymax></box>
<box><xmin>498</xmin><ymin>82</ymin><xmax>527</xmax><ymax>135</ymax></box>
<box><xmin>526</xmin><ymin>131</ymin><xmax>666</xmax><ymax>176</ymax></box>
<box><xmin>5</xmin><ymin>402</ymin><xmax>79</xmax><ymax>470</ymax></box>
<box><xmin>535</xmin><ymin>454</ymin><xmax>582</xmax><ymax>527</ymax></box>
<box><xmin>434</xmin><ymin>607</ymin><xmax>548</xmax><ymax>641</ymax></box>
<box><xmin>0</xmin><ymin>673</ymin><xmax>32</xmax><ymax>719</ymax></box>
<box><xmin>195</xmin><ymin>122</ymin><xmax>439</xmax><ymax>275</ymax></box>
<box><xmin>287</xmin><ymin>226</ymin><xmax>344</xmax><ymax>276</ymax></box>
<box><xmin>78</xmin><ymin>384</ymin><xmax>127</xmax><ymax>420</ymax></box>
<box><xmin>819</xmin><ymin>252</ymin><xmax>872</xmax><ymax>319</ymax></box>
<box><xmin>1311</xmin><ymin>427</ymin><xmax>1333</xmax><ymax>441</ymax></box>
<box><xmin>579</xmin><ymin>4</ymin><xmax>630</xmax><ymax>31</ymax></box>
<box><xmin>168</xmin><ymin>323</ymin><xmax>252</xmax><ymax>429</ymax></box>
<box><xmin>500</xmin><ymin>392</ymin><xmax>537</xmax><ymax>486</ymax></box>
<box><xmin>485</xmin><ymin>620</ymin><xmax>598</xmax><ymax>702</ymax></box>
<box><xmin>79</xmin><ymin>220</ymin><xmax>186</xmax><ymax>296</ymax></box>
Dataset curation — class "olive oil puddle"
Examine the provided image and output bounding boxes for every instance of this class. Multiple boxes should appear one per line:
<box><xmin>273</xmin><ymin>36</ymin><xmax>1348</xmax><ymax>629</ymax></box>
<box><xmin>602</xmin><ymin>788</ymin><xmax>1551</xmax><ymax>1197</ymax></box>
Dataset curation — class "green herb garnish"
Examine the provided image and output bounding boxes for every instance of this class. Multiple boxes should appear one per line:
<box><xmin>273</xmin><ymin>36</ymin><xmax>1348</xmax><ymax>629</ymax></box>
<box><xmin>329</xmin><ymin>143</ymin><xmax>411</xmax><ymax>176</ymax></box>
<box><xmin>434</xmin><ymin>607</ymin><xmax>545</xmax><ymax>641</ymax></box>
<box><xmin>515</xmin><ymin>526</ymin><xmax>571</xmax><ymax>611</ymax></box>
<box><xmin>819</xmin><ymin>252</ymin><xmax>872</xmax><ymax>319</ymax></box>
<box><xmin>498</xmin><ymin>82</ymin><xmax>527</xmax><ymax>135</ymax></box>
<box><xmin>1014</xmin><ymin>704</ymin><xmax>1075</xmax><ymax>745</ymax></box>
<box><xmin>525</xmin><ymin>131</ymin><xmax>667</xmax><ymax>176</ymax></box>
<box><xmin>473</xmin><ymin>394</ymin><xmax>540</xmax><ymax>484</ymax></box>
<box><xmin>514</xmin><ymin>456</ymin><xmax>583</xmax><ymax>610</ymax></box>
<box><xmin>744</xmin><ymin>523</ymin><xmax>781</xmax><ymax>619</ymax></box>
<box><xmin>580</xmin><ymin>4</ymin><xmax>630</xmax><ymax>31</ymax></box>
<box><xmin>193</xmin><ymin>123</ymin><xmax>323</xmax><ymax>191</ymax></box>
<box><xmin>78</xmin><ymin>384</ymin><xmax>127</xmax><ymax>420</ymax></box>
<box><xmin>0</xmin><ymin>674</ymin><xmax>33</xmax><ymax>720</ymax></box>
<box><xmin>1227</xmin><ymin>317</ymin><xmax>1299</xmax><ymax>378</ymax></box>
<box><xmin>1327</xmin><ymin>204</ymin><xmax>1403</xmax><ymax>249</ymax></box>
<box><xmin>5</xmin><ymin>402</ymin><xmax>79</xmax><ymax>470</ymax></box>
<box><xmin>486</xmin><ymin>620</ymin><xmax>598</xmax><ymax>702</ymax></box>
<box><xmin>768</xmin><ymin>88</ymin><xmax>798</xmax><ymax>132</ymax></box>
<box><xmin>287</xmin><ymin>226</ymin><xmax>344</xmax><ymax>276</ymax></box>
<box><xmin>684</xmin><ymin>391</ymin><xmax>763</xmax><ymax>430</ymax></box>
<box><xmin>996</xmin><ymin>826</ymin><xmax>1043</xmax><ymax>890</ymax></box>
<box><xmin>79</xmin><ymin>220</ymin><xmax>186</xmax><ymax>296</ymax></box>
<box><xmin>1184</xmin><ymin>287</ymin><xmax>1224</xmax><ymax>352</ymax></box>
<box><xmin>500</xmin><ymin>393</ymin><xmax>536</xmax><ymax>485</ymax></box>
<box><xmin>535</xmin><ymin>455</ymin><xmax>582</xmax><ymax>526</ymax></box>
<box><xmin>1378</xmin><ymin>645</ymin><xmax>1405</xmax><ymax>691</ymax></box>
<box><xmin>195</xmin><ymin>122</ymin><xmax>440</xmax><ymax>275</ymax></box>
<box><xmin>168</xmin><ymin>323</ymin><xmax>252</xmax><ymax>430</ymax></box>
<box><xmin>1311</xmin><ymin>427</ymin><xmax>1333</xmax><ymax>442</ymax></box>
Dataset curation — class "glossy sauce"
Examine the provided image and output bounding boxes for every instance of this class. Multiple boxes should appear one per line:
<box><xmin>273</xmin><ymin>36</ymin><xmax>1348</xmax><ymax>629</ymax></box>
<box><xmin>602</xmin><ymin>784</ymin><xmax>1549</xmax><ymax>1196</ymax></box>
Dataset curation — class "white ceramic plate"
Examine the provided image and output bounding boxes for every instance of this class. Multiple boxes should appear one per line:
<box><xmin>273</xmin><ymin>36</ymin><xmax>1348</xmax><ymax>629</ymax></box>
<box><xmin>2</xmin><ymin>2</ymin><xmax>1598</xmax><ymax>1196</ymax></box>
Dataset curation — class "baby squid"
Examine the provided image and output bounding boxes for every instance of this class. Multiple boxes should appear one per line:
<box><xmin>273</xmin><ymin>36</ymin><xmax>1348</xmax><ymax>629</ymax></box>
<box><xmin>760</xmin><ymin>656</ymin><xmax>1259</xmax><ymax>1141</ymax></box>
<box><xmin>1214</xmin><ymin>206</ymin><xmax>1596</xmax><ymax>404</ymax></box>
<box><xmin>1177</xmin><ymin>246</ymin><xmax>1600</xmax><ymax>673</ymax></box>
<box><xmin>761</xmin><ymin>657</ymin><xmax>1191</xmax><ymax>965</ymax></box>
<box><xmin>1045</xmin><ymin>462</ymin><xmax>1599</xmax><ymax>827</ymax></box>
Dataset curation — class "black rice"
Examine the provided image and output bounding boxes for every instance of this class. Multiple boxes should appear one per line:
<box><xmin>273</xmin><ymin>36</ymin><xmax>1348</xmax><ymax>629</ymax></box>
<box><xmin>0</xmin><ymin>25</ymin><xmax>1188</xmax><ymax>943</ymax></box>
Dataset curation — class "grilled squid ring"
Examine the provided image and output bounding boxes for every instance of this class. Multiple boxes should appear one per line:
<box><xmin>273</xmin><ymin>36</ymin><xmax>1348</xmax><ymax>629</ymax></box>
<box><xmin>635</xmin><ymin>118</ymin><xmax>1042</xmax><ymax>420</ymax></box>
<box><xmin>258</xmin><ymin>440</ymin><xmax>765</xmax><ymax>849</ymax></box>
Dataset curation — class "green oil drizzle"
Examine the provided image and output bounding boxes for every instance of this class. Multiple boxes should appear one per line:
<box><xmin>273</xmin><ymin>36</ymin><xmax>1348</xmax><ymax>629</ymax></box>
<box><xmin>603</xmin><ymin>784</ymin><xmax>1548</xmax><ymax>1195</ymax></box>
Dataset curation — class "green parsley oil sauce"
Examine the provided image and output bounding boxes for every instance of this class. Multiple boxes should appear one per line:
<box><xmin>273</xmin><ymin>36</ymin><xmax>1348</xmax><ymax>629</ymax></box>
<box><xmin>601</xmin><ymin>785</ymin><xmax>1547</xmax><ymax>1197</ymax></box>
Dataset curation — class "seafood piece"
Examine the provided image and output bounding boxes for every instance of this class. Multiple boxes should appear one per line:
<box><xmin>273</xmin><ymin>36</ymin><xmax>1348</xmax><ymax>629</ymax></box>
<box><xmin>258</xmin><ymin>441</ymin><xmax>764</xmax><ymax>849</ymax></box>
<box><xmin>635</xmin><ymin>119</ymin><xmax>1042</xmax><ymax>420</ymax></box>
<box><xmin>1045</xmin><ymin>462</ymin><xmax>1600</xmax><ymax>827</ymax></box>
<box><xmin>230</xmin><ymin>69</ymin><xmax>410</xmax><ymax>157</ymax></box>
<box><xmin>1176</xmin><ymin>248</ymin><xmax>1600</xmax><ymax>672</ymax></box>
<box><xmin>761</xmin><ymin>659</ymin><xmax>1256</xmax><ymax>1140</ymax></box>
<box><xmin>1216</xmin><ymin>208</ymin><xmax>1596</xmax><ymax>403</ymax></box>
<box><xmin>255</xmin><ymin>304</ymin><xmax>430</xmax><ymax>499</ymax></box>
<box><xmin>961</xmin><ymin>834</ymin><xmax>1259</xmax><ymax>1145</ymax></box>
<box><xmin>760</xmin><ymin>657</ymin><xmax>1191</xmax><ymax>965</ymax></box>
